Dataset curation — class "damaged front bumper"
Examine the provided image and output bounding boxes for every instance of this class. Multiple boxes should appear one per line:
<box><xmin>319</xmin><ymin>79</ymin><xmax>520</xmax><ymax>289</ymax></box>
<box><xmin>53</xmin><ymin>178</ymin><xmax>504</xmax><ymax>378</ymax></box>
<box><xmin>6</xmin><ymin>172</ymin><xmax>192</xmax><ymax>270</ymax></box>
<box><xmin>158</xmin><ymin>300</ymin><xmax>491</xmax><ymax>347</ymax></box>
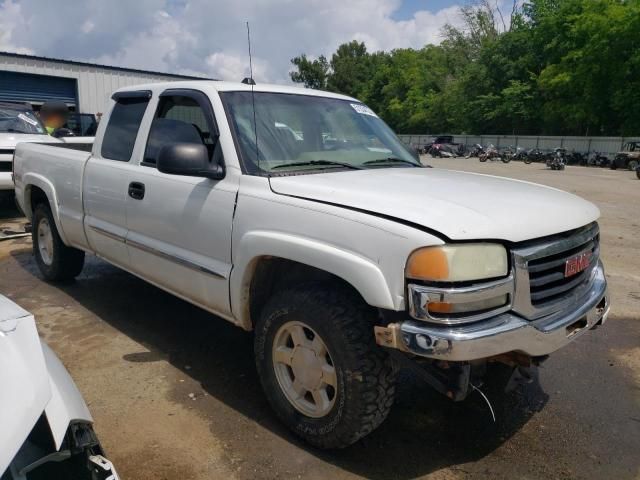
<box><xmin>375</xmin><ymin>263</ymin><xmax>609</xmax><ymax>362</ymax></box>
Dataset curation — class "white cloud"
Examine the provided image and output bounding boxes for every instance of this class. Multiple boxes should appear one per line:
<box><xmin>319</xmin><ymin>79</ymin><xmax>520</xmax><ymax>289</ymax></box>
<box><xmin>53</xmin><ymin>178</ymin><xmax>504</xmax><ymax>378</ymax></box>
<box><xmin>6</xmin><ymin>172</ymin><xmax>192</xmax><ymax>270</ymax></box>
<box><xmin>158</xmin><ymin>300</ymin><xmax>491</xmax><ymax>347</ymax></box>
<box><xmin>0</xmin><ymin>0</ymin><xmax>464</xmax><ymax>83</ymax></box>
<box><xmin>81</xmin><ymin>20</ymin><xmax>95</xmax><ymax>34</ymax></box>
<box><xmin>0</xmin><ymin>0</ymin><xmax>34</xmax><ymax>54</ymax></box>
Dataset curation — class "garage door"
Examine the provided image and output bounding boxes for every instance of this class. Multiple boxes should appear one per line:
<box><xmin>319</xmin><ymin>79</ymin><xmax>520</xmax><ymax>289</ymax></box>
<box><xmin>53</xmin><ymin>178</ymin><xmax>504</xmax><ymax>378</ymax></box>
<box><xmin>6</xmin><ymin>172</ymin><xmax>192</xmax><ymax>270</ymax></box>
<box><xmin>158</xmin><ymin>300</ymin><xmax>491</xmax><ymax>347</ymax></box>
<box><xmin>0</xmin><ymin>70</ymin><xmax>77</xmax><ymax>106</ymax></box>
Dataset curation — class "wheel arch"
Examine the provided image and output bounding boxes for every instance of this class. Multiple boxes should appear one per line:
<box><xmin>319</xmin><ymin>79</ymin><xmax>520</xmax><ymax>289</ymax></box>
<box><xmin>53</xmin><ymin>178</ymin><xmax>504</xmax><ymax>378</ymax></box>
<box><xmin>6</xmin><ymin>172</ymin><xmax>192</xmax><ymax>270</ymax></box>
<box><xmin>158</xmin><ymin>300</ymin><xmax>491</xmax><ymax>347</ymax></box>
<box><xmin>22</xmin><ymin>174</ymin><xmax>70</xmax><ymax>245</ymax></box>
<box><xmin>230</xmin><ymin>231</ymin><xmax>396</xmax><ymax>330</ymax></box>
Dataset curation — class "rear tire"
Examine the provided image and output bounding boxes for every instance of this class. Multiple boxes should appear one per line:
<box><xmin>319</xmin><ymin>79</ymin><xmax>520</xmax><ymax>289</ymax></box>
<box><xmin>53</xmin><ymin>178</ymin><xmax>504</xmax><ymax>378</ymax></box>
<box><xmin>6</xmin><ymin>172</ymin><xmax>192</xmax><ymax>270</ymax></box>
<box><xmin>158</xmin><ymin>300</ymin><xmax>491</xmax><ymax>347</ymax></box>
<box><xmin>32</xmin><ymin>203</ymin><xmax>85</xmax><ymax>281</ymax></box>
<box><xmin>254</xmin><ymin>284</ymin><xmax>396</xmax><ymax>449</ymax></box>
<box><xmin>628</xmin><ymin>159</ymin><xmax>638</xmax><ymax>171</ymax></box>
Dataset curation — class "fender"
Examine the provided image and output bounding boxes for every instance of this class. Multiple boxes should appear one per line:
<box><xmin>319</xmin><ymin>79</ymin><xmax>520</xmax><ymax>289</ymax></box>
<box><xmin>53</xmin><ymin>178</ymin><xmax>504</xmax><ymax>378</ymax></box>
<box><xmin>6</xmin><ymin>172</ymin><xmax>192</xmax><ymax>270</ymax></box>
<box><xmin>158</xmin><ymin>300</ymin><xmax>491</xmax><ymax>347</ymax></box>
<box><xmin>21</xmin><ymin>173</ymin><xmax>70</xmax><ymax>246</ymax></box>
<box><xmin>230</xmin><ymin>230</ymin><xmax>395</xmax><ymax>330</ymax></box>
<box><xmin>41</xmin><ymin>342</ymin><xmax>92</xmax><ymax>450</ymax></box>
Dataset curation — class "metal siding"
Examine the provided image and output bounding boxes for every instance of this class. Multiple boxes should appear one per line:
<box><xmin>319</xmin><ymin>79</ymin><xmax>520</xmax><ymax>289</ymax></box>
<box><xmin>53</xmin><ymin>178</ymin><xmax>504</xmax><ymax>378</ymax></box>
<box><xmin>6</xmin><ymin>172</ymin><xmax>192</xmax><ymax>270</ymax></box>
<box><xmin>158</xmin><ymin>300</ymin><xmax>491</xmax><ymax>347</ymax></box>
<box><xmin>0</xmin><ymin>53</ymin><xmax>202</xmax><ymax>114</ymax></box>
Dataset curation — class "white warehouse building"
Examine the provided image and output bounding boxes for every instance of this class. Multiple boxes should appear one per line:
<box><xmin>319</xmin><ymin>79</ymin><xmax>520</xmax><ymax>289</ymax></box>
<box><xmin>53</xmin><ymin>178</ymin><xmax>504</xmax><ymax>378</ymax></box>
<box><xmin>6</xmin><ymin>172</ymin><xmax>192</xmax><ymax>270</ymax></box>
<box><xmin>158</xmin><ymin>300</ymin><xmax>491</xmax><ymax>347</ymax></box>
<box><xmin>0</xmin><ymin>51</ymin><xmax>208</xmax><ymax>115</ymax></box>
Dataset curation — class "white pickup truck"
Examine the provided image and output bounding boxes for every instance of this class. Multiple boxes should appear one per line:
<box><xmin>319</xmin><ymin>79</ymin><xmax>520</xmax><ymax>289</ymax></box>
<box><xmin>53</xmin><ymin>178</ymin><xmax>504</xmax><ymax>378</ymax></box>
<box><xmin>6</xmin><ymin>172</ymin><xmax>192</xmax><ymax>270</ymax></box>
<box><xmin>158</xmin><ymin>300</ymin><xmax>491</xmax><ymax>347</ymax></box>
<box><xmin>13</xmin><ymin>81</ymin><xmax>610</xmax><ymax>448</ymax></box>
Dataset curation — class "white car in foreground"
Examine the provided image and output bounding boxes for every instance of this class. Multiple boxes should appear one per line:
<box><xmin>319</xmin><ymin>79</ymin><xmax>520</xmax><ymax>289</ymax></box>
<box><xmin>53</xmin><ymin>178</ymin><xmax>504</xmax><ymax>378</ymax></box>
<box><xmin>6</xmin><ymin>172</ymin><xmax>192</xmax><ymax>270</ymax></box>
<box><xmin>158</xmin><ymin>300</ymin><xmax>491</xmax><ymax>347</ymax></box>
<box><xmin>13</xmin><ymin>80</ymin><xmax>610</xmax><ymax>448</ymax></box>
<box><xmin>0</xmin><ymin>295</ymin><xmax>118</xmax><ymax>479</ymax></box>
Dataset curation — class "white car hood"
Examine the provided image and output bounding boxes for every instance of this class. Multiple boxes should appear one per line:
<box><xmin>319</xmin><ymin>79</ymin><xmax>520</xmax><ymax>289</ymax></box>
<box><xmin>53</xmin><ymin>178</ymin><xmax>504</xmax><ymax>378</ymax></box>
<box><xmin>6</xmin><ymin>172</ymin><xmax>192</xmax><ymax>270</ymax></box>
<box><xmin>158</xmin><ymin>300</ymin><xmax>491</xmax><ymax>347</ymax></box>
<box><xmin>0</xmin><ymin>296</ymin><xmax>50</xmax><ymax>474</ymax></box>
<box><xmin>0</xmin><ymin>295</ymin><xmax>91</xmax><ymax>474</ymax></box>
<box><xmin>269</xmin><ymin>167</ymin><xmax>600</xmax><ymax>242</ymax></box>
<box><xmin>0</xmin><ymin>133</ymin><xmax>59</xmax><ymax>149</ymax></box>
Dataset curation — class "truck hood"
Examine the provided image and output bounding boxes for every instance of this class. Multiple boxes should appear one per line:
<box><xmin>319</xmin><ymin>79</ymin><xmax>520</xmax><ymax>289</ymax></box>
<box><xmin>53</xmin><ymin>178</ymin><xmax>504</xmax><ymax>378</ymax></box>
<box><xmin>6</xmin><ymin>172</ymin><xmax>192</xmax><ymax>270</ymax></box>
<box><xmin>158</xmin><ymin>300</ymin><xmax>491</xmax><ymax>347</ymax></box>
<box><xmin>0</xmin><ymin>133</ymin><xmax>59</xmax><ymax>149</ymax></box>
<box><xmin>0</xmin><ymin>296</ymin><xmax>50</xmax><ymax>474</ymax></box>
<box><xmin>269</xmin><ymin>167</ymin><xmax>600</xmax><ymax>242</ymax></box>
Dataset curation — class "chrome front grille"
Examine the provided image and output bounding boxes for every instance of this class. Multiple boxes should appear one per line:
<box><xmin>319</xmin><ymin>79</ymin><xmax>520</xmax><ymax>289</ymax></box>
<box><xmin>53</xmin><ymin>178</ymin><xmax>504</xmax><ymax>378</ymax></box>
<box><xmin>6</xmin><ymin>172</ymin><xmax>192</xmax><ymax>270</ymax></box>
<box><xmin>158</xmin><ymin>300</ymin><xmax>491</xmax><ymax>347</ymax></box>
<box><xmin>528</xmin><ymin>236</ymin><xmax>598</xmax><ymax>305</ymax></box>
<box><xmin>512</xmin><ymin>223</ymin><xmax>600</xmax><ymax>320</ymax></box>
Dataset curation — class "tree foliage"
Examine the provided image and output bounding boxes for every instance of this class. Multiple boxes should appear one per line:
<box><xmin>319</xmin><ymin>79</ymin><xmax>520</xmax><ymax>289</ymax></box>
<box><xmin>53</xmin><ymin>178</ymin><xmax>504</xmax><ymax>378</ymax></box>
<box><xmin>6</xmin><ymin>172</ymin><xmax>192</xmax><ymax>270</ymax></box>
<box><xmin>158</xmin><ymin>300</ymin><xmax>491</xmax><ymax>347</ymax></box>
<box><xmin>290</xmin><ymin>0</ymin><xmax>640</xmax><ymax>135</ymax></box>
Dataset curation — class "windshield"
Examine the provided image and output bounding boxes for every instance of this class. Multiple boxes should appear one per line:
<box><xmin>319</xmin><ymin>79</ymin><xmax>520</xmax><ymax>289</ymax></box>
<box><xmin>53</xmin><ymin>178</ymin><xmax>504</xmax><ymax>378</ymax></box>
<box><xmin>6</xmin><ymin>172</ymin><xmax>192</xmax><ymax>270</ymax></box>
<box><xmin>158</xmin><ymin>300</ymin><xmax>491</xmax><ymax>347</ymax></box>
<box><xmin>624</xmin><ymin>142</ymin><xmax>639</xmax><ymax>152</ymax></box>
<box><xmin>0</xmin><ymin>106</ymin><xmax>46</xmax><ymax>134</ymax></box>
<box><xmin>221</xmin><ymin>91</ymin><xmax>420</xmax><ymax>174</ymax></box>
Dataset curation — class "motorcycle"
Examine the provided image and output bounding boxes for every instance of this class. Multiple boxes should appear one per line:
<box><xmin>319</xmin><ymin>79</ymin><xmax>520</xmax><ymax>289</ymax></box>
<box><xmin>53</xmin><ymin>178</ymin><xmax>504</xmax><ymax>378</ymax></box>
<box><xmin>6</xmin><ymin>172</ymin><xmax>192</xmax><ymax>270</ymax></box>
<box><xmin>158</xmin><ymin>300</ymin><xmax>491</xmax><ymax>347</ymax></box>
<box><xmin>430</xmin><ymin>142</ymin><xmax>463</xmax><ymax>158</ymax></box>
<box><xmin>429</xmin><ymin>144</ymin><xmax>455</xmax><ymax>158</ymax></box>
<box><xmin>566</xmin><ymin>150</ymin><xmax>587</xmax><ymax>166</ymax></box>
<box><xmin>512</xmin><ymin>146</ymin><xmax>528</xmax><ymax>161</ymax></box>
<box><xmin>546</xmin><ymin>148</ymin><xmax>566</xmax><ymax>170</ymax></box>
<box><xmin>466</xmin><ymin>143</ymin><xmax>485</xmax><ymax>158</ymax></box>
<box><xmin>587</xmin><ymin>151</ymin><xmax>610</xmax><ymax>168</ymax></box>
<box><xmin>479</xmin><ymin>144</ymin><xmax>510</xmax><ymax>163</ymax></box>
<box><xmin>500</xmin><ymin>145</ymin><xmax>516</xmax><ymax>162</ymax></box>
<box><xmin>523</xmin><ymin>148</ymin><xmax>545</xmax><ymax>164</ymax></box>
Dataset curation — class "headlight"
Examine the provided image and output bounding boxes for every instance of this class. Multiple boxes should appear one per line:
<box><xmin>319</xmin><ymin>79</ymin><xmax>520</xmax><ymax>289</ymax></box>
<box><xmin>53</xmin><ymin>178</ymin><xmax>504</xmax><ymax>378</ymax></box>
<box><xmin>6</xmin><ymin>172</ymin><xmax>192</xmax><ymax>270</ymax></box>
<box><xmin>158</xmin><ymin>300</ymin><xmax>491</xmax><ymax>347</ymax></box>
<box><xmin>406</xmin><ymin>244</ymin><xmax>508</xmax><ymax>282</ymax></box>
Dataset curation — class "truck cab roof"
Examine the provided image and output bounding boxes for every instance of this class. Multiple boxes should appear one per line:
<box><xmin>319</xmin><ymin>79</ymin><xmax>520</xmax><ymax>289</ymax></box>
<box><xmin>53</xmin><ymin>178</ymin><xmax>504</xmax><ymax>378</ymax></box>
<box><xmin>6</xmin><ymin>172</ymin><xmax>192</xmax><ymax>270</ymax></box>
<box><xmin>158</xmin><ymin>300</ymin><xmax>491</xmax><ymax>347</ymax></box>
<box><xmin>112</xmin><ymin>80</ymin><xmax>359</xmax><ymax>102</ymax></box>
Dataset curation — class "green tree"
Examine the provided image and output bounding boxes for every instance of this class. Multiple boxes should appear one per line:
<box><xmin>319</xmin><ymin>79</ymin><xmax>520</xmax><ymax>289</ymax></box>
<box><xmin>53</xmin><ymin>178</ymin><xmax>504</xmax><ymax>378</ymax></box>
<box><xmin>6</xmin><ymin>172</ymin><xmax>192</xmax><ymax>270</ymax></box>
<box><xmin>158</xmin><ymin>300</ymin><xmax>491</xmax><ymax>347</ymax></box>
<box><xmin>289</xmin><ymin>0</ymin><xmax>640</xmax><ymax>135</ymax></box>
<box><xmin>326</xmin><ymin>41</ymin><xmax>373</xmax><ymax>98</ymax></box>
<box><xmin>289</xmin><ymin>54</ymin><xmax>329</xmax><ymax>89</ymax></box>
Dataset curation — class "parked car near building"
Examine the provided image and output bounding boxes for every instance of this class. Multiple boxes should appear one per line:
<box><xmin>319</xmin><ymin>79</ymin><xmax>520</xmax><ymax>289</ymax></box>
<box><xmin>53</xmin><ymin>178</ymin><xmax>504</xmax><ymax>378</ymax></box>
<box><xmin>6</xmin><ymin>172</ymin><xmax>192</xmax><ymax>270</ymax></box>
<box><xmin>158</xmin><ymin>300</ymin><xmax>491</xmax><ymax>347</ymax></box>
<box><xmin>0</xmin><ymin>103</ymin><xmax>93</xmax><ymax>199</ymax></box>
<box><xmin>0</xmin><ymin>103</ymin><xmax>56</xmax><ymax>198</ymax></box>
<box><xmin>0</xmin><ymin>295</ymin><xmax>119</xmax><ymax>479</ymax></box>
<box><xmin>13</xmin><ymin>80</ymin><xmax>610</xmax><ymax>449</ymax></box>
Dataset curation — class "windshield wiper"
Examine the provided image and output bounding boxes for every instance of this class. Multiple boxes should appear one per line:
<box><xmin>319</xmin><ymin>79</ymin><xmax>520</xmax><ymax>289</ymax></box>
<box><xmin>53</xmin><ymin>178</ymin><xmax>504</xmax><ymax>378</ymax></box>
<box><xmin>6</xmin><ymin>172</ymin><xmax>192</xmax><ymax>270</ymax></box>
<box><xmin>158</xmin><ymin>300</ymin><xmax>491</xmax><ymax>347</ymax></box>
<box><xmin>271</xmin><ymin>160</ymin><xmax>363</xmax><ymax>171</ymax></box>
<box><xmin>363</xmin><ymin>157</ymin><xmax>422</xmax><ymax>167</ymax></box>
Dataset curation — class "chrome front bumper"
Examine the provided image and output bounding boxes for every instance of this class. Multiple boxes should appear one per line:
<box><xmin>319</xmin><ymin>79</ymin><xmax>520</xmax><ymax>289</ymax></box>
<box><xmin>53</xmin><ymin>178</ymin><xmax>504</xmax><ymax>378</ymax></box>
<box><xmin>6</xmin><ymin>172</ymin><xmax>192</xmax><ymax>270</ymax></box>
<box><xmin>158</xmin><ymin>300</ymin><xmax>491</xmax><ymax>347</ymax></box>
<box><xmin>375</xmin><ymin>263</ymin><xmax>609</xmax><ymax>361</ymax></box>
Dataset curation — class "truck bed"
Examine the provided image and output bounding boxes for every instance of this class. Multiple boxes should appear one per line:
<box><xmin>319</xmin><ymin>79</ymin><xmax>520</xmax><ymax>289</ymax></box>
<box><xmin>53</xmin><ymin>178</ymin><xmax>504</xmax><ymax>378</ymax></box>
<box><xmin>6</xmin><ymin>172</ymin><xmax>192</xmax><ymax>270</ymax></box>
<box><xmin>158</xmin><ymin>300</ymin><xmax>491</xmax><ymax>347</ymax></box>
<box><xmin>13</xmin><ymin>142</ymin><xmax>92</xmax><ymax>249</ymax></box>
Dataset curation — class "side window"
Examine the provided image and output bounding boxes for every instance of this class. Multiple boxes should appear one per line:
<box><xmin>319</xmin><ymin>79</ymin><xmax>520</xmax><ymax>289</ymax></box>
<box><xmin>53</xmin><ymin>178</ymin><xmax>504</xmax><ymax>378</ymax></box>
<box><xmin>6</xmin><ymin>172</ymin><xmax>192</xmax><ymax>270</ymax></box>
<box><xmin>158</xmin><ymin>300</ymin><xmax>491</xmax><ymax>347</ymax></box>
<box><xmin>101</xmin><ymin>96</ymin><xmax>150</xmax><ymax>161</ymax></box>
<box><xmin>143</xmin><ymin>95</ymin><xmax>214</xmax><ymax>165</ymax></box>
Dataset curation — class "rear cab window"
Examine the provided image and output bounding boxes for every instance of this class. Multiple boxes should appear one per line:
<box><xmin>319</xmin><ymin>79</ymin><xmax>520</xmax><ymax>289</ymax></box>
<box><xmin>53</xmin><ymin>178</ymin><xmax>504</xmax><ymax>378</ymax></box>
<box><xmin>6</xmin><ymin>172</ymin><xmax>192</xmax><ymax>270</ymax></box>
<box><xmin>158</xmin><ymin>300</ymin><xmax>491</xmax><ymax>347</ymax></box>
<box><xmin>101</xmin><ymin>92</ymin><xmax>151</xmax><ymax>161</ymax></box>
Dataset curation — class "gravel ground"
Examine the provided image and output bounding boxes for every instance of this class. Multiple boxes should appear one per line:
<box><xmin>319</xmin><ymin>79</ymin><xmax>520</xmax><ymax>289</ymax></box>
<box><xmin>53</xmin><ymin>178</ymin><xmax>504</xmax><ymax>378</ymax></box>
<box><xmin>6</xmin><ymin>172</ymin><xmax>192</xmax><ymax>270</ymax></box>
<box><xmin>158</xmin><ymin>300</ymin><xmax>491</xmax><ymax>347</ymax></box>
<box><xmin>0</xmin><ymin>158</ymin><xmax>638</xmax><ymax>480</ymax></box>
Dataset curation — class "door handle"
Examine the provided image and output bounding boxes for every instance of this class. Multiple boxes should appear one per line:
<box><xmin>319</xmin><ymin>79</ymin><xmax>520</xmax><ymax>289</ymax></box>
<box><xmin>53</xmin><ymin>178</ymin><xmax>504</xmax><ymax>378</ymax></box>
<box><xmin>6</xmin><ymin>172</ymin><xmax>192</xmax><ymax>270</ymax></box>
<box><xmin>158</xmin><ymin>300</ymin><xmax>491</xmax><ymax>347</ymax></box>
<box><xmin>128</xmin><ymin>182</ymin><xmax>145</xmax><ymax>200</ymax></box>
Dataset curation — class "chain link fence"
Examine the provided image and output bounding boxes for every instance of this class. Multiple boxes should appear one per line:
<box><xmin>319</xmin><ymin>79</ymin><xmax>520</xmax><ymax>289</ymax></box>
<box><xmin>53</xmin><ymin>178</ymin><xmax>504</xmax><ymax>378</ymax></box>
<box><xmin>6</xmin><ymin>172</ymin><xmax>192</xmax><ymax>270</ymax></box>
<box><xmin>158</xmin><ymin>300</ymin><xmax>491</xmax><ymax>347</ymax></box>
<box><xmin>398</xmin><ymin>134</ymin><xmax>640</xmax><ymax>155</ymax></box>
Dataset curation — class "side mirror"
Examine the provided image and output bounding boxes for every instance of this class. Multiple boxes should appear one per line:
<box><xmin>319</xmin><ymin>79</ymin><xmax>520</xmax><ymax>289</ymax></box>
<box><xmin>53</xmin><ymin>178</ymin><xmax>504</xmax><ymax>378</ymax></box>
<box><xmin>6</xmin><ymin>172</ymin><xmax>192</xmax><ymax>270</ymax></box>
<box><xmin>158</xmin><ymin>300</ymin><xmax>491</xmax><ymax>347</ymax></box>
<box><xmin>156</xmin><ymin>143</ymin><xmax>224</xmax><ymax>180</ymax></box>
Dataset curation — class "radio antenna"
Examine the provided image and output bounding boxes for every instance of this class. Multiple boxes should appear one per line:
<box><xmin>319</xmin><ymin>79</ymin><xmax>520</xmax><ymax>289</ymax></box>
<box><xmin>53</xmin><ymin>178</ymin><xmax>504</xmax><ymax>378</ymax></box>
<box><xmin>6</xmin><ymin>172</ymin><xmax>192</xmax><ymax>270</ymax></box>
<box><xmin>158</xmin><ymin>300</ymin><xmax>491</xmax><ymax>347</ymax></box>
<box><xmin>245</xmin><ymin>21</ymin><xmax>259</xmax><ymax>171</ymax></box>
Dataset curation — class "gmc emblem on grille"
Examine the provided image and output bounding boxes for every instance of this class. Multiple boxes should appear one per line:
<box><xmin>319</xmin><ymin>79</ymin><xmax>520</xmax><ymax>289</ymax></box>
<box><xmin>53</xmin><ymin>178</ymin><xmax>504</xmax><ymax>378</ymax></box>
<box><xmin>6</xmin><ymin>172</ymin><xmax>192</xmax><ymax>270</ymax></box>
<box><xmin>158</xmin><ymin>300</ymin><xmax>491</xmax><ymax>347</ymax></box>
<box><xmin>564</xmin><ymin>251</ymin><xmax>592</xmax><ymax>278</ymax></box>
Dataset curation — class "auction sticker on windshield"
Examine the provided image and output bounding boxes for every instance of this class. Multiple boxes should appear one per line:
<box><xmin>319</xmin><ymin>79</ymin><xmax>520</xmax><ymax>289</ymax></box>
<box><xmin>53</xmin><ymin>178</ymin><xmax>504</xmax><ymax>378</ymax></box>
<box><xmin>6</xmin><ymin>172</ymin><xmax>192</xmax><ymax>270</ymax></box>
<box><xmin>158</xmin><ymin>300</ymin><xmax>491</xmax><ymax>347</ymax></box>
<box><xmin>18</xmin><ymin>113</ymin><xmax>39</xmax><ymax>126</ymax></box>
<box><xmin>351</xmin><ymin>103</ymin><xmax>378</xmax><ymax>117</ymax></box>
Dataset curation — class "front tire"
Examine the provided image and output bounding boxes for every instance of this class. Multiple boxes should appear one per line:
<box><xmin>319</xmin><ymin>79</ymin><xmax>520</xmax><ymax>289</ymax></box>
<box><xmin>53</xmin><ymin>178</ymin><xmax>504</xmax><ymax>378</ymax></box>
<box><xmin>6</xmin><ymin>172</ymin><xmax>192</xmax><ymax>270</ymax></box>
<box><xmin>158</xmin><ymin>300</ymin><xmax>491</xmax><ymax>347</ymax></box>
<box><xmin>32</xmin><ymin>203</ymin><xmax>85</xmax><ymax>281</ymax></box>
<box><xmin>254</xmin><ymin>284</ymin><xmax>396</xmax><ymax>449</ymax></box>
<box><xmin>628</xmin><ymin>159</ymin><xmax>639</xmax><ymax>171</ymax></box>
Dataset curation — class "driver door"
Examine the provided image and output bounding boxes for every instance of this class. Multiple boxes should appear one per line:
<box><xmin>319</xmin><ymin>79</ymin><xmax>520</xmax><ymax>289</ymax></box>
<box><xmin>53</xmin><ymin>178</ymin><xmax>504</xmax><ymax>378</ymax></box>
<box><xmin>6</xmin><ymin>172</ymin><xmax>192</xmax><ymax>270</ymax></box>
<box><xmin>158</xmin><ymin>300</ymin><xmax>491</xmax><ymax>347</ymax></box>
<box><xmin>125</xmin><ymin>89</ymin><xmax>237</xmax><ymax>317</ymax></box>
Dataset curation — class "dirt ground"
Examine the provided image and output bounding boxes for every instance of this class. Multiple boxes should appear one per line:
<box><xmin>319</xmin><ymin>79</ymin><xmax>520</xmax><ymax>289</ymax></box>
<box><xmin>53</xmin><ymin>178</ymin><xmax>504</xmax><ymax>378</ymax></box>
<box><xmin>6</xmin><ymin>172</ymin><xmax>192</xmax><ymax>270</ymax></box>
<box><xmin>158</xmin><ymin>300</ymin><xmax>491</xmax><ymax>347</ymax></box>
<box><xmin>0</xmin><ymin>158</ymin><xmax>638</xmax><ymax>480</ymax></box>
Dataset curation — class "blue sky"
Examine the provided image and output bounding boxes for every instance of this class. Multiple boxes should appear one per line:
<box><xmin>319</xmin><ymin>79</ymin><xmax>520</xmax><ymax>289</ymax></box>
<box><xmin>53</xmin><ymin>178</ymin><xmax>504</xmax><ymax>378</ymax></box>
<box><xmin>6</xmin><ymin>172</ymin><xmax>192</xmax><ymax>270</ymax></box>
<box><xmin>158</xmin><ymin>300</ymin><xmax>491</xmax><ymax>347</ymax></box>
<box><xmin>392</xmin><ymin>0</ymin><xmax>460</xmax><ymax>20</ymax></box>
<box><xmin>0</xmin><ymin>0</ymin><xmax>465</xmax><ymax>83</ymax></box>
